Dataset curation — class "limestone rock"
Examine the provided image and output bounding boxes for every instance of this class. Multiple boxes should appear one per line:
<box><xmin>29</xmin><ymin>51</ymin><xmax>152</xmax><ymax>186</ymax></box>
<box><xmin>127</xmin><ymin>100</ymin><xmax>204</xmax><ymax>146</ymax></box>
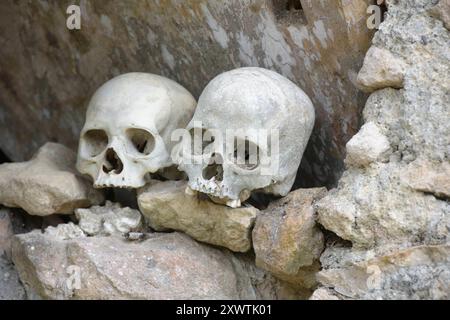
<box><xmin>12</xmin><ymin>230</ymin><xmax>281</xmax><ymax>300</ymax></box>
<box><xmin>429</xmin><ymin>0</ymin><xmax>450</xmax><ymax>30</ymax></box>
<box><xmin>75</xmin><ymin>201</ymin><xmax>142</xmax><ymax>236</ymax></box>
<box><xmin>316</xmin><ymin>163</ymin><xmax>449</xmax><ymax>249</ymax></box>
<box><xmin>345</xmin><ymin>122</ymin><xmax>391</xmax><ymax>167</ymax></box>
<box><xmin>137</xmin><ymin>180</ymin><xmax>257</xmax><ymax>252</ymax></box>
<box><xmin>253</xmin><ymin>188</ymin><xmax>326</xmax><ymax>286</ymax></box>
<box><xmin>309</xmin><ymin>287</ymin><xmax>341</xmax><ymax>300</ymax></box>
<box><xmin>0</xmin><ymin>143</ymin><xmax>104</xmax><ymax>216</ymax></box>
<box><xmin>357</xmin><ymin>46</ymin><xmax>407</xmax><ymax>92</ymax></box>
<box><xmin>316</xmin><ymin>1</ymin><xmax>450</xmax><ymax>299</ymax></box>
<box><xmin>44</xmin><ymin>222</ymin><xmax>86</xmax><ymax>240</ymax></box>
<box><xmin>402</xmin><ymin>159</ymin><xmax>450</xmax><ymax>199</ymax></box>
<box><xmin>317</xmin><ymin>245</ymin><xmax>450</xmax><ymax>300</ymax></box>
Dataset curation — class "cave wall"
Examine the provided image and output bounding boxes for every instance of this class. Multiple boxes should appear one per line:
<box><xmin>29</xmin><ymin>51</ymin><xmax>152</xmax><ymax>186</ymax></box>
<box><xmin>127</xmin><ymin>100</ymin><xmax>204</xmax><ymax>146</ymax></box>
<box><xmin>0</xmin><ymin>0</ymin><xmax>373</xmax><ymax>187</ymax></box>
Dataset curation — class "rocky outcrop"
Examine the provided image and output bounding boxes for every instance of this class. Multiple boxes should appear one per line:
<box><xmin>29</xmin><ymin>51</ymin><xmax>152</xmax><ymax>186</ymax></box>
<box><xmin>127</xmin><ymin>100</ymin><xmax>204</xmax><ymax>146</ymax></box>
<box><xmin>315</xmin><ymin>0</ymin><xmax>450</xmax><ymax>299</ymax></box>
<box><xmin>12</xmin><ymin>230</ymin><xmax>291</xmax><ymax>300</ymax></box>
<box><xmin>0</xmin><ymin>143</ymin><xmax>104</xmax><ymax>216</ymax></box>
<box><xmin>138</xmin><ymin>180</ymin><xmax>257</xmax><ymax>252</ymax></box>
<box><xmin>252</xmin><ymin>188</ymin><xmax>326</xmax><ymax>289</ymax></box>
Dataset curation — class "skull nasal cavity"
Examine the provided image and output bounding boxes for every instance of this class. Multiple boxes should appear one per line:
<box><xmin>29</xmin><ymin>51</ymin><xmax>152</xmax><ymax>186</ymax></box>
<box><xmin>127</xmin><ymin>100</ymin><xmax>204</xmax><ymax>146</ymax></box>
<box><xmin>202</xmin><ymin>153</ymin><xmax>224</xmax><ymax>181</ymax></box>
<box><xmin>103</xmin><ymin>148</ymin><xmax>124</xmax><ymax>174</ymax></box>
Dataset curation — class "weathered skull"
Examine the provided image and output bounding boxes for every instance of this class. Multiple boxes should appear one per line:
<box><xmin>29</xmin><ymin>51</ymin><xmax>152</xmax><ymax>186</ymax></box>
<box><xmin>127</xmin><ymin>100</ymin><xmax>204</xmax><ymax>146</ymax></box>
<box><xmin>174</xmin><ymin>67</ymin><xmax>315</xmax><ymax>207</ymax></box>
<box><xmin>77</xmin><ymin>72</ymin><xmax>196</xmax><ymax>188</ymax></box>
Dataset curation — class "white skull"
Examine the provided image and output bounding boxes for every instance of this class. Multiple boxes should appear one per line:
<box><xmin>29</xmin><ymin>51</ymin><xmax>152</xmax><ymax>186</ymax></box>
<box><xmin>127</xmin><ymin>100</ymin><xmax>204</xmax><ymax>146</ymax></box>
<box><xmin>174</xmin><ymin>67</ymin><xmax>315</xmax><ymax>207</ymax></box>
<box><xmin>76</xmin><ymin>72</ymin><xmax>196</xmax><ymax>188</ymax></box>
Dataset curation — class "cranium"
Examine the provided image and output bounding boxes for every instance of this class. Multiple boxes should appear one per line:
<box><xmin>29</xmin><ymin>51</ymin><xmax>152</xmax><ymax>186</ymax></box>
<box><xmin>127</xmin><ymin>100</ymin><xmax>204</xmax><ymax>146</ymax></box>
<box><xmin>174</xmin><ymin>67</ymin><xmax>315</xmax><ymax>207</ymax></box>
<box><xmin>76</xmin><ymin>72</ymin><xmax>196</xmax><ymax>188</ymax></box>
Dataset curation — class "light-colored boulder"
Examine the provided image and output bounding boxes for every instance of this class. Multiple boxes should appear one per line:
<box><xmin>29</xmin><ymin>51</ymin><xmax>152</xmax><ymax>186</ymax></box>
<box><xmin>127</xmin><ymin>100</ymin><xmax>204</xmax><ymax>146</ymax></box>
<box><xmin>75</xmin><ymin>201</ymin><xmax>142</xmax><ymax>236</ymax></box>
<box><xmin>345</xmin><ymin>122</ymin><xmax>391</xmax><ymax>167</ymax></box>
<box><xmin>357</xmin><ymin>46</ymin><xmax>407</xmax><ymax>92</ymax></box>
<box><xmin>137</xmin><ymin>180</ymin><xmax>257</xmax><ymax>252</ymax></box>
<box><xmin>317</xmin><ymin>245</ymin><xmax>450</xmax><ymax>300</ymax></box>
<box><xmin>252</xmin><ymin>188</ymin><xmax>326</xmax><ymax>286</ymax></box>
<box><xmin>12</xmin><ymin>230</ymin><xmax>284</xmax><ymax>300</ymax></box>
<box><xmin>0</xmin><ymin>143</ymin><xmax>104</xmax><ymax>216</ymax></box>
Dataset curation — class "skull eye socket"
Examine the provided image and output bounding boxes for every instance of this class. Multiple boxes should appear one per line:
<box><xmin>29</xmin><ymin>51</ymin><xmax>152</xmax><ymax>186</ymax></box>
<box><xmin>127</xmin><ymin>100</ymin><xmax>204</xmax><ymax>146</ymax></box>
<box><xmin>126</xmin><ymin>128</ymin><xmax>155</xmax><ymax>156</ymax></box>
<box><xmin>82</xmin><ymin>129</ymin><xmax>108</xmax><ymax>157</ymax></box>
<box><xmin>189</xmin><ymin>128</ymin><xmax>214</xmax><ymax>156</ymax></box>
<box><xmin>233</xmin><ymin>139</ymin><xmax>260</xmax><ymax>170</ymax></box>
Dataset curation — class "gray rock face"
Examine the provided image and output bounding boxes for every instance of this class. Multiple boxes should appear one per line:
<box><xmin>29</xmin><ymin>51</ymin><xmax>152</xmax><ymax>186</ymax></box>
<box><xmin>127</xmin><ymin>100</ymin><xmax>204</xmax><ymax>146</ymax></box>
<box><xmin>0</xmin><ymin>207</ymin><xmax>14</xmax><ymax>256</ymax></box>
<box><xmin>315</xmin><ymin>0</ymin><xmax>450</xmax><ymax>299</ymax></box>
<box><xmin>0</xmin><ymin>0</ymin><xmax>373</xmax><ymax>188</ymax></box>
<box><xmin>137</xmin><ymin>180</ymin><xmax>257</xmax><ymax>252</ymax></box>
<box><xmin>0</xmin><ymin>143</ymin><xmax>104</xmax><ymax>216</ymax></box>
<box><xmin>317</xmin><ymin>245</ymin><xmax>450</xmax><ymax>300</ymax></box>
<box><xmin>252</xmin><ymin>188</ymin><xmax>326</xmax><ymax>289</ymax></box>
<box><xmin>11</xmin><ymin>230</ymin><xmax>287</xmax><ymax>300</ymax></box>
<box><xmin>0</xmin><ymin>254</ymin><xmax>26</xmax><ymax>300</ymax></box>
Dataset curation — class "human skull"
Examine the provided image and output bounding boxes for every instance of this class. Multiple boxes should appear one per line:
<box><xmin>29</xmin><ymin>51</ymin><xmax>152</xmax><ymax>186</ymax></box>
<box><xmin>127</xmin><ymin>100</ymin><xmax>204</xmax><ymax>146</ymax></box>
<box><xmin>76</xmin><ymin>72</ymin><xmax>196</xmax><ymax>188</ymax></box>
<box><xmin>174</xmin><ymin>67</ymin><xmax>315</xmax><ymax>207</ymax></box>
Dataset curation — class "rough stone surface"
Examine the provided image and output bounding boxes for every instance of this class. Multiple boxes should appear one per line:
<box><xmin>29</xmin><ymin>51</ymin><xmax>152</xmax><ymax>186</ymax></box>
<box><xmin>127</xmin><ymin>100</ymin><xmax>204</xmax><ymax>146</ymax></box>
<box><xmin>357</xmin><ymin>46</ymin><xmax>407</xmax><ymax>92</ymax></box>
<box><xmin>75</xmin><ymin>201</ymin><xmax>142</xmax><ymax>236</ymax></box>
<box><xmin>429</xmin><ymin>0</ymin><xmax>450</xmax><ymax>30</ymax></box>
<box><xmin>318</xmin><ymin>244</ymin><xmax>450</xmax><ymax>300</ymax></box>
<box><xmin>0</xmin><ymin>143</ymin><xmax>104</xmax><ymax>216</ymax></box>
<box><xmin>345</xmin><ymin>122</ymin><xmax>391</xmax><ymax>167</ymax></box>
<box><xmin>44</xmin><ymin>222</ymin><xmax>86</xmax><ymax>241</ymax></box>
<box><xmin>401</xmin><ymin>159</ymin><xmax>450</xmax><ymax>199</ymax></box>
<box><xmin>0</xmin><ymin>254</ymin><xmax>26</xmax><ymax>300</ymax></box>
<box><xmin>309</xmin><ymin>287</ymin><xmax>341</xmax><ymax>300</ymax></box>
<box><xmin>0</xmin><ymin>207</ymin><xmax>14</xmax><ymax>256</ymax></box>
<box><xmin>252</xmin><ymin>188</ymin><xmax>326</xmax><ymax>286</ymax></box>
<box><xmin>138</xmin><ymin>180</ymin><xmax>257</xmax><ymax>252</ymax></box>
<box><xmin>0</xmin><ymin>0</ymin><xmax>374</xmax><ymax>188</ymax></box>
<box><xmin>315</xmin><ymin>1</ymin><xmax>450</xmax><ymax>299</ymax></box>
<box><xmin>12</xmin><ymin>230</ymin><xmax>288</xmax><ymax>300</ymax></box>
